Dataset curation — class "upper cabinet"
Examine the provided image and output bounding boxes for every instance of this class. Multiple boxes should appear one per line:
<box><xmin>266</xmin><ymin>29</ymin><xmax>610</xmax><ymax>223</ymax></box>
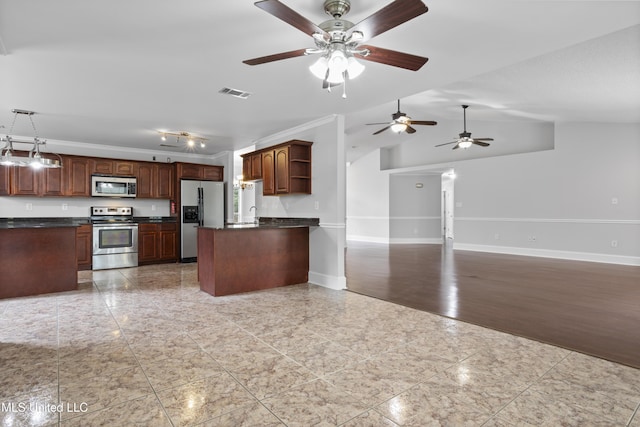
<box><xmin>91</xmin><ymin>159</ymin><xmax>137</xmax><ymax>176</ymax></box>
<box><xmin>242</xmin><ymin>140</ymin><xmax>312</xmax><ymax>196</ymax></box>
<box><xmin>176</xmin><ymin>162</ymin><xmax>223</xmax><ymax>182</ymax></box>
<box><xmin>0</xmin><ymin>154</ymin><xmax>217</xmax><ymax>199</ymax></box>
<box><xmin>137</xmin><ymin>162</ymin><xmax>175</xmax><ymax>199</ymax></box>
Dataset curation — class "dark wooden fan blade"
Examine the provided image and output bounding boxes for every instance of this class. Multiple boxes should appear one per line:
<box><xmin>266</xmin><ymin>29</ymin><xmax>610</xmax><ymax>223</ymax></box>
<box><xmin>243</xmin><ymin>48</ymin><xmax>308</xmax><ymax>65</ymax></box>
<box><xmin>452</xmin><ymin>143</ymin><xmax>460</xmax><ymax>150</ymax></box>
<box><xmin>373</xmin><ymin>126</ymin><xmax>391</xmax><ymax>135</ymax></box>
<box><xmin>473</xmin><ymin>138</ymin><xmax>494</xmax><ymax>141</ymax></box>
<box><xmin>254</xmin><ymin>0</ymin><xmax>327</xmax><ymax>37</ymax></box>
<box><xmin>348</xmin><ymin>0</ymin><xmax>428</xmax><ymax>43</ymax></box>
<box><xmin>356</xmin><ymin>45</ymin><xmax>428</xmax><ymax>71</ymax></box>
<box><xmin>434</xmin><ymin>141</ymin><xmax>457</xmax><ymax>147</ymax></box>
<box><xmin>473</xmin><ymin>140</ymin><xmax>491</xmax><ymax>147</ymax></box>
<box><xmin>410</xmin><ymin>120</ymin><xmax>437</xmax><ymax>126</ymax></box>
<box><xmin>405</xmin><ymin>125</ymin><xmax>417</xmax><ymax>134</ymax></box>
<box><xmin>366</xmin><ymin>122</ymin><xmax>392</xmax><ymax>126</ymax></box>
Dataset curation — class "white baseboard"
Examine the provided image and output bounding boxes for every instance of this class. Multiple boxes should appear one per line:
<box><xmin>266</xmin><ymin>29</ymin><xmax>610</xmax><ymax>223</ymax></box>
<box><xmin>346</xmin><ymin>235</ymin><xmax>442</xmax><ymax>244</ymax></box>
<box><xmin>308</xmin><ymin>271</ymin><xmax>347</xmax><ymax>290</ymax></box>
<box><xmin>453</xmin><ymin>243</ymin><xmax>640</xmax><ymax>266</ymax></box>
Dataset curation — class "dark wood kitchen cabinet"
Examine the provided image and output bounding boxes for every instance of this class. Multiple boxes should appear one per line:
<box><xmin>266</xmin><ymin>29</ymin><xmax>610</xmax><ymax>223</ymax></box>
<box><xmin>91</xmin><ymin>159</ymin><xmax>137</xmax><ymax>176</ymax></box>
<box><xmin>245</xmin><ymin>140</ymin><xmax>311</xmax><ymax>196</ymax></box>
<box><xmin>242</xmin><ymin>153</ymin><xmax>263</xmax><ymax>181</ymax></box>
<box><xmin>176</xmin><ymin>162</ymin><xmax>223</xmax><ymax>181</ymax></box>
<box><xmin>137</xmin><ymin>163</ymin><xmax>175</xmax><ymax>199</ymax></box>
<box><xmin>138</xmin><ymin>222</ymin><xmax>177</xmax><ymax>265</ymax></box>
<box><xmin>76</xmin><ymin>224</ymin><xmax>92</xmax><ymax>271</ymax></box>
<box><xmin>63</xmin><ymin>156</ymin><xmax>91</xmax><ymax>197</ymax></box>
<box><xmin>0</xmin><ymin>166</ymin><xmax>9</xmax><ymax>196</ymax></box>
<box><xmin>7</xmin><ymin>162</ymin><xmax>65</xmax><ymax>196</ymax></box>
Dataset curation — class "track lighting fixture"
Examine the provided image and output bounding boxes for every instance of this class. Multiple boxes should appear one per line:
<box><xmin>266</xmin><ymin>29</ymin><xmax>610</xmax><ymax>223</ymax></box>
<box><xmin>157</xmin><ymin>131</ymin><xmax>207</xmax><ymax>149</ymax></box>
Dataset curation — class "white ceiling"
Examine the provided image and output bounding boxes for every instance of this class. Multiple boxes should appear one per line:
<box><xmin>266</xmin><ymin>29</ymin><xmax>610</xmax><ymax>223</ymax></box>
<box><xmin>1</xmin><ymin>0</ymin><xmax>639</xmax><ymax>163</ymax></box>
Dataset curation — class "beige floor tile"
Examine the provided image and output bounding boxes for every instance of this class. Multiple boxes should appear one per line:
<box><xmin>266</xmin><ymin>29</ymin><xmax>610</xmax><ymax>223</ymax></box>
<box><xmin>60</xmin><ymin>394</ymin><xmax>171</xmax><ymax>427</ymax></box>
<box><xmin>140</xmin><ymin>349</ymin><xmax>226</xmax><ymax>392</ymax></box>
<box><xmin>197</xmin><ymin>401</ymin><xmax>284</xmax><ymax>426</ymax></box>
<box><xmin>0</xmin><ymin>383</ymin><xmax>59</xmax><ymax>427</ymax></box>
<box><xmin>341</xmin><ymin>410</ymin><xmax>400</xmax><ymax>426</ymax></box>
<box><xmin>157</xmin><ymin>373</ymin><xmax>257</xmax><ymax>426</ymax></box>
<box><xmin>262</xmin><ymin>379</ymin><xmax>368</xmax><ymax>426</ymax></box>
<box><xmin>59</xmin><ymin>366</ymin><xmax>154</xmax><ymax>419</ymax></box>
<box><xmin>229</xmin><ymin>355</ymin><xmax>318</xmax><ymax>400</ymax></box>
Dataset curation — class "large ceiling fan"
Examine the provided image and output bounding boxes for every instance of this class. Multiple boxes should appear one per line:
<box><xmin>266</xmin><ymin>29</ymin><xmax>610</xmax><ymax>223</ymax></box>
<box><xmin>436</xmin><ymin>105</ymin><xmax>494</xmax><ymax>149</ymax></box>
<box><xmin>243</xmin><ymin>0</ymin><xmax>429</xmax><ymax>94</ymax></box>
<box><xmin>367</xmin><ymin>99</ymin><xmax>437</xmax><ymax>135</ymax></box>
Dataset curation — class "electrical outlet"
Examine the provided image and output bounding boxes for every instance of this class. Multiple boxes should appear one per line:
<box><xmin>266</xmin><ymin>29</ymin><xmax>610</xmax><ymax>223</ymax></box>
<box><xmin>494</xmin><ymin>233</ymin><xmax>500</xmax><ymax>240</ymax></box>
<box><xmin>25</xmin><ymin>203</ymin><xmax>33</xmax><ymax>211</ymax></box>
<box><xmin>151</xmin><ymin>204</ymin><xmax>156</xmax><ymax>211</ymax></box>
<box><xmin>611</xmin><ymin>197</ymin><xmax>618</xmax><ymax>205</ymax></box>
<box><xmin>62</xmin><ymin>203</ymin><xmax>68</xmax><ymax>211</ymax></box>
<box><xmin>314</xmin><ymin>201</ymin><xmax>319</xmax><ymax>210</ymax></box>
<box><xmin>611</xmin><ymin>240</ymin><xmax>618</xmax><ymax>248</ymax></box>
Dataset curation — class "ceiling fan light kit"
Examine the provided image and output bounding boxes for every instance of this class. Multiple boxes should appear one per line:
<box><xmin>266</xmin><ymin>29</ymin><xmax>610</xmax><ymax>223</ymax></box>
<box><xmin>244</xmin><ymin>0</ymin><xmax>430</xmax><ymax>97</ymax></box>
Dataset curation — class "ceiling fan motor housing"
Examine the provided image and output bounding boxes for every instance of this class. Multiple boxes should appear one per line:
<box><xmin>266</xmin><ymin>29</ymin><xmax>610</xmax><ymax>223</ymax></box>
<box><xmin>324</xmin><ymin>0</ymin><xmax>351</xmax><ymax>18</ymax></box>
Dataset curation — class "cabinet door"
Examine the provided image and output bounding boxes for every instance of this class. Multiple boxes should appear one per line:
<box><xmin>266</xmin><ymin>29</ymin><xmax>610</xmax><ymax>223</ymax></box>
<box><xmin>159</xmin><ymin>223</ymin><xmax>177</xmax><ymax>260</ymax></box>
<box><xmin>202</xmin><ymin>165</ymin><xmax>222</xmax><ymax>181</ymax></box>
<box><xmin>262</xmin><ymin>150</ymin><xmax>275</xmax><ymax>195</ymax></box>
<box><xmin>138</xmin><ymin>226</ymin><xmax>159</xmax><ymax>262</ymax></box>
<box><xmin>10</xmin><ymin>166</ymin><xmax>39</xmax><ymax>195</ymax></box>
<box><xmin>177</xmin><ymin>163</ymin><xmax>202</xmax><ymax>180</ymax></box>
<box><xmin>251</xmin><ymin>154</ymin><xmax>262</xmax><ymax>180</ymax></box>
<box><xmin>91</xmin><ymin>159</ymin><xmax>114</xmax><ymax>175</ymax></box>
<box><xmin>242</xmin><ymin>156</ymin><xmax>251</xmax><ymax>181</ymax></box>
<box><xmin>65</xmin><ymin>157</ymin><xmax>91</xmax><ymax>197</ymax></box>
<box><xmin>156</xmin><ymin>163</ymin><xmax>174</xmax><ymax>199</ymax></box>
<box><xmin>136</xmin><ymin>163</ymin><xmax>154</xmax><ymax>198</ymax></box>
<box><xmin>0</xmin><ymin>166</ymin><xmax>11</xmax><ymax>196</ymax></box>
<box><xmin>275</xmin><ymin>147</ymin><xmax>289</xmax><ymax>194</ymax></box>
<box><xmin>40</xmin><ymin>167</ymin><xmax>64</xmax><ymax>196</ymax></box>
<box><xmin>114</xmin><ymin>161</ymin><xmax>137</xmax><ymax>176</ymax></box>
<box><xmin>76</xmin><ymin>225</ymin><xmax>92</xmax><ymax>271</ymax></box>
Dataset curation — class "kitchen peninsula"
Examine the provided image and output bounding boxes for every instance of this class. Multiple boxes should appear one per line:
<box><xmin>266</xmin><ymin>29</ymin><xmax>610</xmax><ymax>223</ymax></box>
<box><xmin>197</xmin><ymin>217</ymin><xmax>319</xmax><ymax>297</ymax></box>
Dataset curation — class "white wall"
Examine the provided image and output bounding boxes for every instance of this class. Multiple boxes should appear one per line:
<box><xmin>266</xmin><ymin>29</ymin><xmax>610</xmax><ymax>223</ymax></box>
<box><xmin>347</xmin><ymin>122</ymin><xmax>640</xmax><ymax>266</ymax></box>
<box><xmin>252</xmin><ymin>115</ymin><xmax>347</xmax><ymax>290</ymax></box>
<box><xmin>389</xmin><ymin>174</ymin><xmax>442</xmax><ymax>243</ymax></box>
<box><xmin>346</xmin><ymin>149</ymin><xmax>390</xmax><ymax>242</ymax></box>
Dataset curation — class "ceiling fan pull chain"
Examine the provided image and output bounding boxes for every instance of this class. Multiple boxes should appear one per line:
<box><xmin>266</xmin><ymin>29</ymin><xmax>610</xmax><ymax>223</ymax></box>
<box><xmin>342</xmin><ymin>71</ymin><xmax>347</xmax><ymax>98</ymax></box>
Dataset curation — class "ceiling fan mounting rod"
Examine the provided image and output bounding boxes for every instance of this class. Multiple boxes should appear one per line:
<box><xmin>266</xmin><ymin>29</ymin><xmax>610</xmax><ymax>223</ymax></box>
<box><xmin>462</xmin><ymin>104</ymin><xmax>468</xmax><ymax>132</ymax></box>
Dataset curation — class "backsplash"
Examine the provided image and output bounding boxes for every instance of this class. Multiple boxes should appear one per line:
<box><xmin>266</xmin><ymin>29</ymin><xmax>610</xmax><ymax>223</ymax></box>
<box><xmin>0</xmin><ymin>197</ymin><xmax>170</xmax><ymax>218</ymax></box>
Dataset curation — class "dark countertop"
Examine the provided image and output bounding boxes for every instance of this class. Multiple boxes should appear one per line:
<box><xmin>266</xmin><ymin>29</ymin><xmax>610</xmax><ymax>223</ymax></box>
<box><xmin>215</xmin><ymin>217</ymin><xmax>320</xmax><ymax>230</ymax></box>
<box><xmin>0</xmin><ymin>217</ymin><xmax>89</xmax><ymax>229</ymax></box>
<box><xmin>0</xmin><ymin>216</ymin><xmax>177</xmax><ymax>229</ymax></box>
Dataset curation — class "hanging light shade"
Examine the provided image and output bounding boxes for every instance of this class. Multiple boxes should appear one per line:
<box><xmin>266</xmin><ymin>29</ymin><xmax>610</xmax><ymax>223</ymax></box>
<box><xmin>308</xmin><ymin>44</ymin><xmax>365</xmax><ymax>89</ymax></box>
<box><xmin>458</xmin><ymin>137</ymin><xmax>473</xmax><ymax>149</ymax></box>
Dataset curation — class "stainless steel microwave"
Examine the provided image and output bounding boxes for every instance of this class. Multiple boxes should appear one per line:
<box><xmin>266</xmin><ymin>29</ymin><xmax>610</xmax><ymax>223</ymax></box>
<box><xmin>91</xmin><ymin>175</ymin><xmax>137</xmax><ymax>198</ymax></box>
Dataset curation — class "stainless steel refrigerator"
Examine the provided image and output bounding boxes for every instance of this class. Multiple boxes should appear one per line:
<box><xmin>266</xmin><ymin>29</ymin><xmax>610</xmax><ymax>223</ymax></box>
<box><xmin>180</xmin><ymin>180</ymin><xmax>225</xmax><ymax>262</ymax></box>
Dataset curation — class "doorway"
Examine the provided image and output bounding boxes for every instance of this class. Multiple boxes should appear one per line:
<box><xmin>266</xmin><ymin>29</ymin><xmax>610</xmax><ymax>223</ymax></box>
<box><xmin>441</xmin><ymin>170</ymin><xmax>455</xmax><ymax>241</ymax></box>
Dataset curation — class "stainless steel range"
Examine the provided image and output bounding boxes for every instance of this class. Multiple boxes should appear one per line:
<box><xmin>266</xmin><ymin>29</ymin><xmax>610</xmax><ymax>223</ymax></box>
<box><xmin>90</xmin><ymin>206</ymin><xmax>138</xmax><ymax>270</ymax></box>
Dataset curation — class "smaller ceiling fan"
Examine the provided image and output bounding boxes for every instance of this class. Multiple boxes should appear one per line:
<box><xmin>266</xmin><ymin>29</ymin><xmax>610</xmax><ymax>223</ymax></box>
<box><xmin>367</xmin><ymin>99</ymin><xmax>437</xmax><ymax>135</ymax></box>
<box><xmin>436</xmin><ymin>105</ymin><xmax>493</xmax><ymax>149</ymax></box>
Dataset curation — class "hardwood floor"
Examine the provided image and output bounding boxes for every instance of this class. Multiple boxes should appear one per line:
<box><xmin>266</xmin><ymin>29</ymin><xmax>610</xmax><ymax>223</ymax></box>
<box><xmin>345</xmin><ymin>241</ymin><xmax>640</xmax><ymax>369</ymax></box>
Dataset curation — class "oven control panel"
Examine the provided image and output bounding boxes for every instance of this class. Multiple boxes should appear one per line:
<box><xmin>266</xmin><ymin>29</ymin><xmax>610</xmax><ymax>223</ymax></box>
<box><xmin>91</xmin><ymin>206</ymin><xmax>132</xmax><ymax>216</ymax></box>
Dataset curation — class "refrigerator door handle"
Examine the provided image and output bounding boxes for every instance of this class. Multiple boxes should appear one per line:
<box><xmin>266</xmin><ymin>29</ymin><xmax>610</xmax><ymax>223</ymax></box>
<box><xmin>198</xmin><ymin>186</ymin><xmax>204</xmax><ymax>226</ymax></box>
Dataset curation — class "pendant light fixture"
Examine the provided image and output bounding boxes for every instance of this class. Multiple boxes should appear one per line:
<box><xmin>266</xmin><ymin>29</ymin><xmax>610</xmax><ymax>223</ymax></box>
<box><xmin>0</xmin><ymin>109</ymin><xmax>62</xmax><ymax>168</ymax></box>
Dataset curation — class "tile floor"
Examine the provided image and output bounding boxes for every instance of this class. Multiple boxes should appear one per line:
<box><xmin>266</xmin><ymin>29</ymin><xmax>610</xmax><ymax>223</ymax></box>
<box><xmin>1</xmin><ymin>263</ymin><xmax>639</xmax><ymax>426</ymax></box>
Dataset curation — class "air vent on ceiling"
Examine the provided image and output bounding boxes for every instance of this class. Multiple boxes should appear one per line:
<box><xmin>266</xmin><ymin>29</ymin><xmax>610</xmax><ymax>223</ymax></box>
<box><xmin>219</xmin><ymin>87</ymin><xmax>252</xmax><ymax>99</ymax></box>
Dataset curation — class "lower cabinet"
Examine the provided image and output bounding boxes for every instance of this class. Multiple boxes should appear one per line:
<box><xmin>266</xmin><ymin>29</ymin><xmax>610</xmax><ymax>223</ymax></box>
<box><xmin>76</xmin><ymin>224</ymin><xmax>93</xmax><ymax>271</ymax></box>
<box><xmin>138</xmin><ymin>222</ymin><xmax>177</xmax><ymax>265</ymax></box>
